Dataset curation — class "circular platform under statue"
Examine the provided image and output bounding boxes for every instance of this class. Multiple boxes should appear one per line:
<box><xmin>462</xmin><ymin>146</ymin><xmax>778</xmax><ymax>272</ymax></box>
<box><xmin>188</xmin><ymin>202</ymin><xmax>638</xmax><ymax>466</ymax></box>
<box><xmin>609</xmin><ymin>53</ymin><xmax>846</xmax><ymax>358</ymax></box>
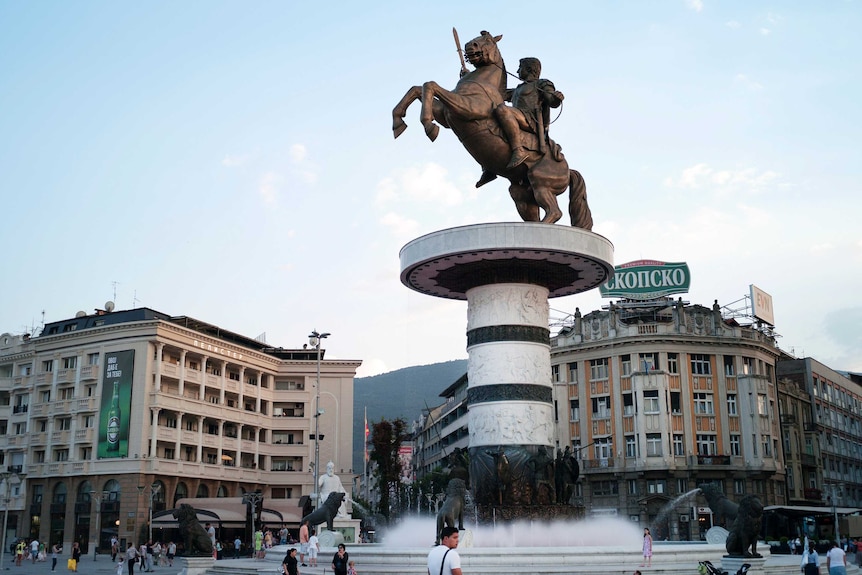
<box><xmin>400</xmin><ymin>222</ymin><xmax>614</xmax><ymax>299</ymax></box>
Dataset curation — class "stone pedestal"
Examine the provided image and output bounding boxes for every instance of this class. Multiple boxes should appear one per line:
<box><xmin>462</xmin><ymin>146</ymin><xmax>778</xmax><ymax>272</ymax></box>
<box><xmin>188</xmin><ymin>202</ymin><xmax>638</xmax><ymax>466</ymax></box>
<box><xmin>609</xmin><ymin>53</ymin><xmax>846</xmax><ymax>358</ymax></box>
<box><xmin>181</xmin><ymin>556</ymin><xmax>215</xmax><ymax>575</ymax></box>
<box><xmin>318</xmin><ymin>518</ymin><xmax>362</xmax><ymax>546</ymax></box>
<box><xmin>401</xmin><ymin>223</ymin><xmax>614</xmax><ymax>506</ymax></box>
<box><xmin>722</xmin><ymin>555</ymin><xmax>766</xmax><ymax>575</ymax></box>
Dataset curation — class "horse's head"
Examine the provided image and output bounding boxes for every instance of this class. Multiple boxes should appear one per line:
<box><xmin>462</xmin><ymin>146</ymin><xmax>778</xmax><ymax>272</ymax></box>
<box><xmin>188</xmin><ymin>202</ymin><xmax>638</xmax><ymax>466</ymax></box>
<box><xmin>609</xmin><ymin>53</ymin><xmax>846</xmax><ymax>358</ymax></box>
<box><xmin>464</xmin><ymin>31</ymin><xmax>502</xmax><ymax>68</ymax></box>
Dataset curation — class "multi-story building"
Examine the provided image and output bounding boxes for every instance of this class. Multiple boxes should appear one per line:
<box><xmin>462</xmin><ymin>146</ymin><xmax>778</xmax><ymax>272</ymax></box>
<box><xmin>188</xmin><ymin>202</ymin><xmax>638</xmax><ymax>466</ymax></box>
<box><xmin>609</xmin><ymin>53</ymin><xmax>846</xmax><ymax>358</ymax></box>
<box><xmin>550</xmin><ymin>299</ymin><xmax>785</xmax><ymax>540</ymax></box>
<box><xmin>778</xmin><ymin>358</ymin><xmax>862</xmax><ymax>509</ymax></box>
<box><xmin>413</xmin><ymin>374</ymin><xmax>468</xmax><ymax>479</ymax></box>
<box><xmin>0</xmin><ymin>307</ymin><xmax>360</xmax><ymax>552</ymax></box>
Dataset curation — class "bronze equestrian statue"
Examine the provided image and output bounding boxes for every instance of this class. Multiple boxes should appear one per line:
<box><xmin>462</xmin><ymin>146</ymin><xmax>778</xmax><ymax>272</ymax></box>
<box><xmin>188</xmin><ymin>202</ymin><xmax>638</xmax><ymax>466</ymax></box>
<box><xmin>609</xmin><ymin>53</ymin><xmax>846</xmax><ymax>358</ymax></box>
<box><xmin>393</xmin><ymin>30</ymin><xmax>593</xmax><ymax>229</ymax></box>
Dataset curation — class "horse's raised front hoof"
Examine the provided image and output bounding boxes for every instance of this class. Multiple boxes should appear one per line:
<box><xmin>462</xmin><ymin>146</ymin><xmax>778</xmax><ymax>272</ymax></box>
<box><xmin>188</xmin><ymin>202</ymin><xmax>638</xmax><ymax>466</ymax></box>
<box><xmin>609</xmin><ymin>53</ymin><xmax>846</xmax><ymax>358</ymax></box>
<box><xmin>424</xmin><ymin>123</ymin><xmax>439</xmax><ymax>142</ymax></box>
<box><xmin>393</xmin><ymin>120</ymin><xmax>407</xmax><ymax>139</ymax></box>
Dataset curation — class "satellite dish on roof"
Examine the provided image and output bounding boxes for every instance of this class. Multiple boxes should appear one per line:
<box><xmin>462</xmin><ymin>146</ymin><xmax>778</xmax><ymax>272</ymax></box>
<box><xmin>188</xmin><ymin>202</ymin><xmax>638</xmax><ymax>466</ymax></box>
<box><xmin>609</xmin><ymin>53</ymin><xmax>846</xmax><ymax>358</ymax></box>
<box><xmin>105</xmin><ymin>301</ymin><xmax>115</xmax><ymax>312</ymax></box>
<box><xmin>75</xmin><ymin>311</ymin><xmax>86</xmax><ymax>318</ymax></box>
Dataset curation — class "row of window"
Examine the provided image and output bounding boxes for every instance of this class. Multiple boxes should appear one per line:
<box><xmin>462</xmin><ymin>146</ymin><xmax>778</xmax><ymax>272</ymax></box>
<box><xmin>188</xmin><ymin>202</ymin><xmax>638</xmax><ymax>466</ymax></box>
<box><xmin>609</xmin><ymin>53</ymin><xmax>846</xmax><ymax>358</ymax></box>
<box><xmin>577</xmin><ymin>432</ymin><xmax>775</xmax><ymax>459</ymax></box>
<box><xmin>568</xmin><ymin>392</ymin><xmax>770</xmax><ymax>419</ymax></box>
<box><xmin>555</xmin><ymin>353</ymin><xmax>775</xmax><ymax>383</ymax></box>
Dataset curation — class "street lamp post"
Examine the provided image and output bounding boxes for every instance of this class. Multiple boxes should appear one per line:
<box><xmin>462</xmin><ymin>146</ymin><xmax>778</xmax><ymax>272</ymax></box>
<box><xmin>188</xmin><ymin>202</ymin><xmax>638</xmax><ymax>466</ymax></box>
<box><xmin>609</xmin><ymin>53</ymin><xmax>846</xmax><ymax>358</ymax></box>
<box><xmin>0</xmin><ymin>472</ymin><xmax>26</xmax><ymax>572</ymax></box>
<box><xmin>137</xmin><ymin>483</ymin><xmax>160</xmax><ymax>544</ymax></box>
<box><xmin>89</xmin><ymin>490</ymin><xmax>110</xmax><ymax>561</ymax></box>
<box><xmin>242</xmin><ymin>491</ymin><xmax>264</xmax><ymax>546</ymax></box>
<box><xmin>308</xmin><ymin>330</ymin><xmax>330</xmax><ymax>509</ymax></box>
<box><xmin>826</xmin><ymin>483</ymin><xmax>843</xmax><ymax>544</ymax></box>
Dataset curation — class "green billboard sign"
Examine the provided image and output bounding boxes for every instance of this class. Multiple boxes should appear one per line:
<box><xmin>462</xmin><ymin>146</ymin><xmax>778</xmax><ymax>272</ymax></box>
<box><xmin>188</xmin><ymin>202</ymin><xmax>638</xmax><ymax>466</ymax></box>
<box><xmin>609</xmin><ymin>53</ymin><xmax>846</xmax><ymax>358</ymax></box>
<box><xmin>599</xmin><ymin>260</ymin><xmax>691</xmax><ymax>300</ymax></box>
<box><xmin>97</xmin><ymin>349</ymin><xmax>135</xmax><ymax>458</ymax></box>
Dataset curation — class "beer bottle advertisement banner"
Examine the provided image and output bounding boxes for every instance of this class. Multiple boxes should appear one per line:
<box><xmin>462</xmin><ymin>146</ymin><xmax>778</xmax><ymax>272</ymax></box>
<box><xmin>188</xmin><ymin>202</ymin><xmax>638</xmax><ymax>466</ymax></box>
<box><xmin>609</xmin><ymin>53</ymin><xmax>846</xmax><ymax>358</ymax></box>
<box><xmin>97</xmin><ymin>349</ymin><xmax>135</xmax><ymax>458</ymax></box>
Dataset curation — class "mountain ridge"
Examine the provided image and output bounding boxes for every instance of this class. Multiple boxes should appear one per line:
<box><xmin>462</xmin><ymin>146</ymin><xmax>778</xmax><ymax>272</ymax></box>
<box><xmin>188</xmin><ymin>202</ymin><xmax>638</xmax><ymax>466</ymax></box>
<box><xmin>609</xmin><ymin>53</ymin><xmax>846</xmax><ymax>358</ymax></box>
<box><xmin>351</xmin><ymin>359</ymin><xmax>467</xmax><ymax>473</ymax></box>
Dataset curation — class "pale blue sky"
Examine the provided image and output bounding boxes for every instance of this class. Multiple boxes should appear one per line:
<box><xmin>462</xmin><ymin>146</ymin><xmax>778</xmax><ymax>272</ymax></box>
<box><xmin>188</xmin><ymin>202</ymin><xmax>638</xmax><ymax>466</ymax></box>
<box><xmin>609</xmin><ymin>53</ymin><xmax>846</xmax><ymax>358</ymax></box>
<box><xmin>1</xmin><ymin>1</ymin><xmax>860</xmax><ymax>376</ymax></box>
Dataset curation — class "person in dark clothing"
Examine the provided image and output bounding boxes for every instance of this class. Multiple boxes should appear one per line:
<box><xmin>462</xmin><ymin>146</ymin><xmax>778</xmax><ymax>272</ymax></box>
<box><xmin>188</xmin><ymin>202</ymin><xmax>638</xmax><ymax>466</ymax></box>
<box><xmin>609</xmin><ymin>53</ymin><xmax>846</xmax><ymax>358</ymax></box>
<box><xmin>281</xmin><ymin>548</ymin><xmax>298</xmax><ymax>575</ymax></box>
<box><xmin>331</xmin><ymin>544</ymin><xmax>349</xmax><ymax>575</ymax></box>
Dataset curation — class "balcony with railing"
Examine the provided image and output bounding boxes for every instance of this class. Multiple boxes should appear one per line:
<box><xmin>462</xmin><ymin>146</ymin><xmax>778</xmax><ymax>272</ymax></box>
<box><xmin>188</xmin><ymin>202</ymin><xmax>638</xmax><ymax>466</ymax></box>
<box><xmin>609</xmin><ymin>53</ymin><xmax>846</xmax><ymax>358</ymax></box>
<box><xmin>80</xmin><ymin>365</ymin><xmax>98</xmax><ymax>380</ymax></box>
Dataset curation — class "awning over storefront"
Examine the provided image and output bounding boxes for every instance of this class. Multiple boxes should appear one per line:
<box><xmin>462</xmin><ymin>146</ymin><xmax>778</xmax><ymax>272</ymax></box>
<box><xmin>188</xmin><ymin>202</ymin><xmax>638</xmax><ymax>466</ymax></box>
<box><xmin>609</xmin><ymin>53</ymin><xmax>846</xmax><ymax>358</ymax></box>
<box><xmin>764</xmin><ymin>505</ymin><xmax>862</xmax><ymax>517</ymax></box>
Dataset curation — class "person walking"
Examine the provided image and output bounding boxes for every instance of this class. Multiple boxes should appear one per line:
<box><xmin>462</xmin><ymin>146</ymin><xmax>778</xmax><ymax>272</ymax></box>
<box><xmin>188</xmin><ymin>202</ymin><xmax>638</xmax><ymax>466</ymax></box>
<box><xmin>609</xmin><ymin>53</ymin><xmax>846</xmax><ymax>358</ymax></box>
<box><xmin>126</xmin><ymin>543</ymin><xmax>139</xmax><ymax>575</ymax></box>
<box><xmin>51</xmin><ymin>543</ymin><xmax>61</xmax><ymax>571</ymax></box>
<box><xmin>166</xmin><ymin>542</ymin><xmax>176</xmax><ymax>567</ymax></box>
<box><xmin>640</xmin><ymin>527</ymin><xmax>653</xmax><ymax>568</ymax></box>
<box><xmin>15</xmin><ymin>540</ymin><xmax>25</xmax><ymax>566</ymax></box>
<box><xmin>827</xmin><ymin>540</ymin><xmax>848</xmax><ymax>575</ymax></box>
<box><xmin>281</xmin><ymin>548</ymin><xmax>298</xmax><ymax>575</ymax></box>
<box><xmin>71</xmin><ymin>542</ymin><xmax>81</xmax><ymax>572</ymax></box>
<box><xmin>138</xmin><ymin>542</ymin><xmax>149</xmax><ymax>572</ymax></box>
<box><xmin>30</xmin><ymin>538</ymin><xmax>39</xmax><ymax>563</ymax></box>
<box><xmin>427</xmin><ymin>527</ymin><xmax>461</xmax><ymax>575</ymax></box>
<box><xmin>802</xmin><ymin>542</ymin><xmax>821</xmax><ymax>575</ymax></box>
<box><xmin>234</xmin><ymin>536</ymin><xmax>242</xmax><ymax>559</ymax></box>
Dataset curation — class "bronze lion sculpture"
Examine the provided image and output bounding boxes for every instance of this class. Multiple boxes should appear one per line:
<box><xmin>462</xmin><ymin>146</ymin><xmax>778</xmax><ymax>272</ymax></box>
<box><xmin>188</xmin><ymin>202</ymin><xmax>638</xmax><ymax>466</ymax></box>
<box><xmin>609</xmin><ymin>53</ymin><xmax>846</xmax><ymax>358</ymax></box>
<box><xmin>301</xmin><ymin>491</ymin><xmax>345</xmax><ymax>532</ymax></box>
<box><xmin>436</xmin><ymin>478</ymin><xmax>466</xmax><ymax>545</ymax></box>
<box><xmin>172</xmin><ymin>503</ymin><xmax>213</xmax><ymax>556</ymax></box>
<box><xmin>700</xmin><ymin>482</ymin><xmax>738</xmax><ymax>527</ymax></box>
<box><xmin>725</xmin><ymin>494</ymin><xmax>763</xmax><ymax>558</ymax></box>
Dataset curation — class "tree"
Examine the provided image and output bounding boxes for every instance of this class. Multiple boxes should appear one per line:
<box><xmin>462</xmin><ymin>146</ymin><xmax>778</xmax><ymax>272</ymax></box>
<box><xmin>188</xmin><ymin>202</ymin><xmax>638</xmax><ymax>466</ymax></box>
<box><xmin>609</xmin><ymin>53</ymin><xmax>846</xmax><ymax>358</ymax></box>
<box><xmin>369</xmin><ymin>418</ymin><xmax>410</xmax><ymax>520</ymax></box>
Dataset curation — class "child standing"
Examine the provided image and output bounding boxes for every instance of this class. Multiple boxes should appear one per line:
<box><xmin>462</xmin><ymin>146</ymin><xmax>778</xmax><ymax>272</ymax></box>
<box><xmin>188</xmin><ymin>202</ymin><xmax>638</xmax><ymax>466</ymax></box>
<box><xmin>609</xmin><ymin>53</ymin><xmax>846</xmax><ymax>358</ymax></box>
<box><xmin>347</xmin><ymin>560</ymin><xmax>357</xmax><ymax>575</ymax></box>
<box><xmin>641</xmin><ymin>527</ymin><xmax>653</xmax><ymax>568</ymax></box>
<box><xmin>116</xmin><ymin>557</ymin><xmax>125</xmax><ymax>575</ymax></box>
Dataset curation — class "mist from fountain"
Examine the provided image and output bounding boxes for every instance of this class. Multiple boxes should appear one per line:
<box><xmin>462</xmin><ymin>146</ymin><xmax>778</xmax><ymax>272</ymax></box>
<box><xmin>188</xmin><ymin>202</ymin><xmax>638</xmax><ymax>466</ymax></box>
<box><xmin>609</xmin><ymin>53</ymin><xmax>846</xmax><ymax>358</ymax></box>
<box><xmin>382</xmin><ymin>516</ymin><xmax>644</xmax><ymax>548</ymax></box>
<box><xmin>650</xmin><ymin>488</ymin><xmax>701</xmax><ymax>534</ymax></box>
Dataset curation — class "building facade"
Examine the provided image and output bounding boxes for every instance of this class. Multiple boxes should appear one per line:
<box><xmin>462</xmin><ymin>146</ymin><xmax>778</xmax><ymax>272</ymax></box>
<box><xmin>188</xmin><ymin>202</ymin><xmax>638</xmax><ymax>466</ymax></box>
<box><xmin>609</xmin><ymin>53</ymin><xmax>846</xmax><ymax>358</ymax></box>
<box><xmin>550</xmin><ymin>300</ymin><xmax>785</xmax><ymax>540</ymax></box>
<box><xmin>778</xmin><ymin>358</ymin><xmax>862</xmax><ymax>510</ymax></box>
<box><xmin>0</xmin><ymin>307</ymin><xmax>359</xmax><ymax>552</ymax></box>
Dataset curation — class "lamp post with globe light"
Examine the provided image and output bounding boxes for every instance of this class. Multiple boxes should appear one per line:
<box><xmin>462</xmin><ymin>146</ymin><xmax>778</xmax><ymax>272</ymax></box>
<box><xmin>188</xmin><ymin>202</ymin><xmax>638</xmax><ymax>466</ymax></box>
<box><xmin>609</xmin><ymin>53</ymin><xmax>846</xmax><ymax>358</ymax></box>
<box><xmin>308</xmin><ymin>330</ymin><xmax>329</xmax><ymax>509</ymax></box>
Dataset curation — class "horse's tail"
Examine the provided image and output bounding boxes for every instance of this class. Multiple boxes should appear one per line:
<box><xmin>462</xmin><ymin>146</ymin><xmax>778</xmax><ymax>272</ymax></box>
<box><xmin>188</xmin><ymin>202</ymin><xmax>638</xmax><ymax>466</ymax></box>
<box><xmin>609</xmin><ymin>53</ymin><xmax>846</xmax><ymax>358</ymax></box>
<box><xmin>568</xmin><ymin>169</ymin><xmax>593</xmax><ymax>230</ymax></box>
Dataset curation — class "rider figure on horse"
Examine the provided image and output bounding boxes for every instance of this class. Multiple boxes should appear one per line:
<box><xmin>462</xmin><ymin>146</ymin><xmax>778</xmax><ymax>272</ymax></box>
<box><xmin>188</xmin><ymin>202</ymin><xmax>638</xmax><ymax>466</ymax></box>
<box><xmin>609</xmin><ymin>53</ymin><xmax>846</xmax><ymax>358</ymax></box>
<box><xmin>496</xmin><ymin>57</ymin><xmax>565</xmax><ymax>169</ymax></box>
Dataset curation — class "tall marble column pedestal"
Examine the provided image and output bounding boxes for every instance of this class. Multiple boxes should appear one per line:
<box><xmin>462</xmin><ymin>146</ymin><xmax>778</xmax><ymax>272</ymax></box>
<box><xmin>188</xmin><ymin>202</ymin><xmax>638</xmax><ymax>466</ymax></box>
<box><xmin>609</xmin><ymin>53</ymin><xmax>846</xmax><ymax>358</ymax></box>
<box><xmin>401</xmin><ymin>223</ymin><xmax>613</xmax><ymax>508</ymax></box>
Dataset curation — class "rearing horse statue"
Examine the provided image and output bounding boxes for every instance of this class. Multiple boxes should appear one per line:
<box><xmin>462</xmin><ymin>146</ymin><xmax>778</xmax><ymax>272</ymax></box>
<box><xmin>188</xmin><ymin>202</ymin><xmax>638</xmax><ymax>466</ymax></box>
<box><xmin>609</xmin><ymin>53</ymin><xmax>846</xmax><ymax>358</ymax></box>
<box><xmin>392</xmin><ymin>30</ymin><xmax>593</xmax><ymax>229</ymax></box>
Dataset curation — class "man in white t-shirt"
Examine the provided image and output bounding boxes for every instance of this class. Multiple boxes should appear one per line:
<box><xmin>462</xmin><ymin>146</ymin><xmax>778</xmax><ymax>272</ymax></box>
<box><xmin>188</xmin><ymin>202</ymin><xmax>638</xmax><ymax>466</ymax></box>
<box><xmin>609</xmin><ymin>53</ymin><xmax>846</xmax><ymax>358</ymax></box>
<box><xmin>427</xmin><ymin>527</ymin><xmax>462</xmax><ymax>575</ymax></box>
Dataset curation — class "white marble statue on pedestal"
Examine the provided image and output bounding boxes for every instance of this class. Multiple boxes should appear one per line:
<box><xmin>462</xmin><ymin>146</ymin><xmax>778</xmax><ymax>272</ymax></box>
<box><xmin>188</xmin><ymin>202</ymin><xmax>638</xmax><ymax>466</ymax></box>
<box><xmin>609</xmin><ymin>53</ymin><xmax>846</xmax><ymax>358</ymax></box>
<box><xmin>318</xmin><ymin>461</ymin><xmax>349</xmax><ymax>518</ymax></box>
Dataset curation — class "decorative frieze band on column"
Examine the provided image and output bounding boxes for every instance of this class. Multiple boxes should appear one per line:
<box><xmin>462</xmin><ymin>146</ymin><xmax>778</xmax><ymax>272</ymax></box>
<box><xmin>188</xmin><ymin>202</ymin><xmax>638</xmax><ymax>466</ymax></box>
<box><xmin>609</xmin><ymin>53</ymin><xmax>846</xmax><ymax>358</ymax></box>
<box><xmin>468</xmin><ymin>403</ymin><xmax>555</xmax><ymax>447</ymax></box>
<box><xmin>467</xmin><ymin>343</ymin><xmax>551</xmax><ymax>386</ymax></box>
<box><xmin>467</xmin><ymin>325</ymin><xmax>550</xmax><ymax>346</ymax></box>
<box><xmin>467</xmin><ymin>384</ymin><xmax>552</xmax><ymax>405</ymax></box>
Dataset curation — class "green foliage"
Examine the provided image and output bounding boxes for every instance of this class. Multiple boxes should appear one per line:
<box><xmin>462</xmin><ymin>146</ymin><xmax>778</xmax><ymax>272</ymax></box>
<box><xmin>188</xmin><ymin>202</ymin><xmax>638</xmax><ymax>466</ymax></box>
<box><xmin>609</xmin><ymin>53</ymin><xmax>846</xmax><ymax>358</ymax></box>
<box><xmin>369</xmin><ymin>418</ymin><xmax>410</xmax><ymax>519</ymax></box>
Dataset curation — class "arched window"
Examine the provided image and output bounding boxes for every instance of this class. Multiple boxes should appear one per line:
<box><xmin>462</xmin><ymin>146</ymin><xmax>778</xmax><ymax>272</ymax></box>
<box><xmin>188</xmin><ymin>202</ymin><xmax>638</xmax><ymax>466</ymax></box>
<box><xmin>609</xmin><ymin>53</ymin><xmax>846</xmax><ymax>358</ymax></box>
<box><xmin>217</xmin><ymin>486</ymin><xmax>228</xmax><ymax>498</ymax></box>
<box><xmin>52</xmin><ymin>483</ymin><xmax>67</xmax><ymax>504</ymax></box>
<box><xmin>103</xmin><ymin>479</ymin><xmax>121</xmax><ymax>500</ymax></box>
<box><xmin>77</xmin><ymin>481</ymin><xmax>93</xmax><ymax>502</ymax></box>
<box><xmin>174</xmin><ymin>482</ymin><xmax>189</xmax><ymax>506</ymax></box>
<box><xmin>196</xmin><ymin>484</ymin><xmax>209</xmax><ymax>498</ymax></box>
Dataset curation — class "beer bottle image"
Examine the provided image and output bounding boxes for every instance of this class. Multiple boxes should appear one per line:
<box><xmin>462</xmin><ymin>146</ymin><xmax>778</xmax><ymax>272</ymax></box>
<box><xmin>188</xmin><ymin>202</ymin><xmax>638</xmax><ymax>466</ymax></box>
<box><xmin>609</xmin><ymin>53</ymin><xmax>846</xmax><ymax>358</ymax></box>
<box><xmin>106</xmin><ymin>381</ymin><xmax>121</xmax><ymax>451</ymax></box>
